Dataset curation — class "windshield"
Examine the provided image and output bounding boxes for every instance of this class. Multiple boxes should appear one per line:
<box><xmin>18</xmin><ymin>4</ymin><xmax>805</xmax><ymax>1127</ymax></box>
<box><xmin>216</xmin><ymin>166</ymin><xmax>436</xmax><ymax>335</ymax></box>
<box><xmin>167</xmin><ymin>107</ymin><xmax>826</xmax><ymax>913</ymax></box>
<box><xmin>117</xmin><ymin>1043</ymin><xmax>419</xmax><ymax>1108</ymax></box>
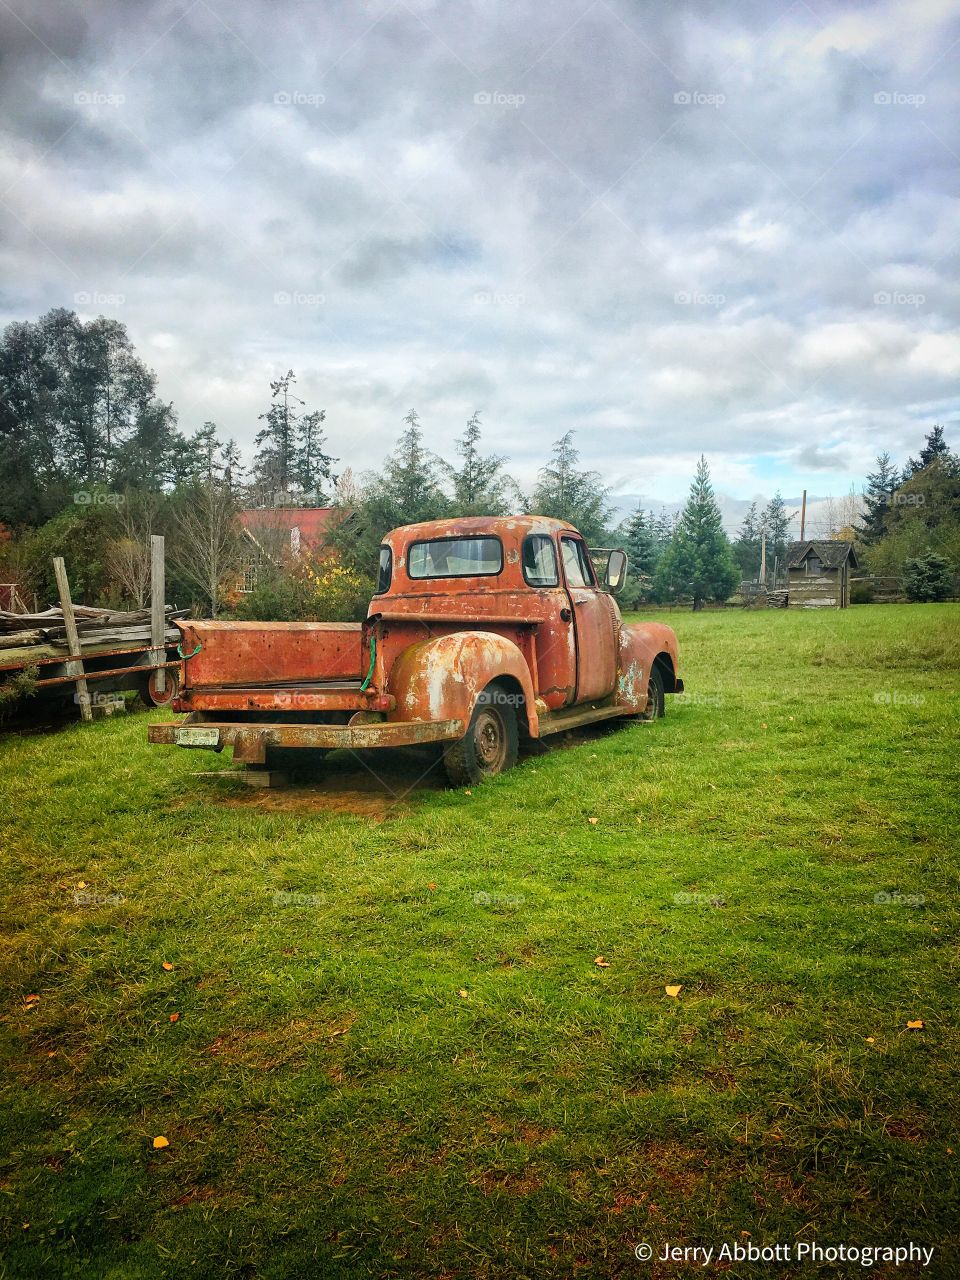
<box><xmin>407</xmin><ymin>536</ymin><xmax>503</xmax><ymax>579</ymax></box>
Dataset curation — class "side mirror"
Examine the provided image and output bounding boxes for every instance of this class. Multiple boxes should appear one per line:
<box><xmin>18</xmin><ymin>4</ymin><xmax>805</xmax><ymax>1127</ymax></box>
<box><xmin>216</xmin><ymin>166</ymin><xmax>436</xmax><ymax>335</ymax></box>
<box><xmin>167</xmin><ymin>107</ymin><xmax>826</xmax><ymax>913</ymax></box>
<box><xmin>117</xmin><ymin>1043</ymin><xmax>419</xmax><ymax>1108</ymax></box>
<box><xmin>605</xmin><ymin>549</ymin><xmax>628</xmax><ymax>593</ymax></box>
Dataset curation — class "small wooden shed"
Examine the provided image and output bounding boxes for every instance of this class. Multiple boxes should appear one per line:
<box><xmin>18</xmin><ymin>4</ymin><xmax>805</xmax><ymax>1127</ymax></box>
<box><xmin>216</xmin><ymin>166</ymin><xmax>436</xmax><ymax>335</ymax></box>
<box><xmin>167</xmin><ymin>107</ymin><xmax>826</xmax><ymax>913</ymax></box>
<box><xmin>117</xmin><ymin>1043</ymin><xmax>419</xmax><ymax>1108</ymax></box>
<box><xmin>785</xmin><ymin>540</ymin><xmax>859</xmax><ymax>609</ymax></box>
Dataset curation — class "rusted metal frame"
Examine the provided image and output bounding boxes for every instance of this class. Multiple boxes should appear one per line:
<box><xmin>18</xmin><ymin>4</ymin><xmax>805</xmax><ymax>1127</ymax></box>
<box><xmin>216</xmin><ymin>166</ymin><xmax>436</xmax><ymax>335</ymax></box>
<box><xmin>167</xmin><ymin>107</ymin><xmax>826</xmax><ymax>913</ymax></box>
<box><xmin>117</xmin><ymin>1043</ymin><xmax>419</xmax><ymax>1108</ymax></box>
<box><xmin>30</xmin><ymin>658</ymin><xmax>181</xmax><ymax>690</ymax></box>
<box><xmin>176</xmin><ymin>688</ymin><xmax>394</xmax><ymax>713</ymax></box>
<box><xmin>537</xmin><ymin>702</ymin><xmax>628</xmax><ymax>735</ymax></box>
<box><xmin>147</xmin><ymin>717</ymin><xmax>466</xmax><ymax>757</ymax></box>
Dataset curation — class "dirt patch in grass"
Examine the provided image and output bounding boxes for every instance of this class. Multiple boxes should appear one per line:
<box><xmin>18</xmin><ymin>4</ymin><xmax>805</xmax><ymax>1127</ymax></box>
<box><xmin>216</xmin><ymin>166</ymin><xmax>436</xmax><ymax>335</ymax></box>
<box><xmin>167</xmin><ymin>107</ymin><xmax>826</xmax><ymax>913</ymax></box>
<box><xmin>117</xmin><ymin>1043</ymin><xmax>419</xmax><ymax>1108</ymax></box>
<box><xmin>201</xmin><ymin>1014</ymin><xmax>356</xmax><ymax>1068</ymax></box>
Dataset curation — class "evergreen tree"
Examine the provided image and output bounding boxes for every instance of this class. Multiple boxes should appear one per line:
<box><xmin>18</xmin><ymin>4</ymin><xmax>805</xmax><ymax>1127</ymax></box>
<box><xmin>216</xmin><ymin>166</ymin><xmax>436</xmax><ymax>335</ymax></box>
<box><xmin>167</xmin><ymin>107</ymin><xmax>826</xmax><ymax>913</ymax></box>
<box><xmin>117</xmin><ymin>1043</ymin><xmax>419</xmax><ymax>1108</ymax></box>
<box><xmin>856</xmin><ymin>452</ymin><xmax>900</xmax><ymax>545</ymax></box>
<box><xmin>295</xmin><ymin>409</ymin><xmax>336</xmax><ymax>502</ymax></box>
<box><xmin>653</xmin><ymin>456</ymin><xmax>739</xmax><ymax>610</ymax></box>
<box><xmin>254</xmin><ymin>369</ymin><xmax>302</xmax><ymax>500</ymax></box>
<box><xmin>621</xmin><ymin>505</ymin><xmax>659</xmax><ymax>579</ymax></box>
<box><xmin>904</xmin><ymin>425</ymin><xmax>957</xmax><ymax>480</ymax></box>
<box><xmin>733</xmin><ymin>501</ymin><xmax>762</xmax><ymax>577</ymax></box>
<box><xmin>761</xmin><ymin>490</ymin><xmax>790</xmax><ymax>562</ymax></box>
<box><xmin>531</xmin><ymin>431</ymin><xmax>612</xmax><ymax>543</ymax></box>
<box><xmin>442</xmin><ymin>412</ymin><xmax>517</xmax><ymax>515</ymax></box>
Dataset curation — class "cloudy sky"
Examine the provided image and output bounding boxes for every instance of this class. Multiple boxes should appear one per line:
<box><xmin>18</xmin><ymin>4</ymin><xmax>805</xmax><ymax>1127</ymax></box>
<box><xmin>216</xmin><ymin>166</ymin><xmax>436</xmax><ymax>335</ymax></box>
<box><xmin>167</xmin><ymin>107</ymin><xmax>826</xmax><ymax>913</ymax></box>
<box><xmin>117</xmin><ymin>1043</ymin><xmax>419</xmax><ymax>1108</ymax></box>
<box><xmin>1</xmin><ymin>0</ymin><xmax>958</xmax><ymax>517</ymax></box>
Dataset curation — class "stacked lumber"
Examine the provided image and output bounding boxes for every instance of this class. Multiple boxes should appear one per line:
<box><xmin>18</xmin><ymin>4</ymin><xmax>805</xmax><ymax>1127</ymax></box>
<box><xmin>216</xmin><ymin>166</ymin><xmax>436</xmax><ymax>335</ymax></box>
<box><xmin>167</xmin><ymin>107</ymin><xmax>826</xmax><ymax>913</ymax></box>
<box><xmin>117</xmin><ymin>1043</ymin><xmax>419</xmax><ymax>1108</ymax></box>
<box><xmin>0</xmin><ymin>605</ymin><xmax>186</xmax><ymax>651</ymax></box>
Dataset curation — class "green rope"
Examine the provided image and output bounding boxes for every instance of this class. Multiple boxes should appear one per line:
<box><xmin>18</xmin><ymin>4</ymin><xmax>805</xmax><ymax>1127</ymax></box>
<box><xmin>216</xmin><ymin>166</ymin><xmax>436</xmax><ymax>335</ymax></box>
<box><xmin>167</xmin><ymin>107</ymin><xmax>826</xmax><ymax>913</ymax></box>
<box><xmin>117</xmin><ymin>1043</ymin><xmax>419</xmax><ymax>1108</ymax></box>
<box><xmin>359</xmin><ymin>633</ymin><xmax>377</xmax><ymax>692</ymax></box>
<box><xmin>177</xmin><ymin>641</ymin><xmax>202</xmax><ymax>660</ymax></box>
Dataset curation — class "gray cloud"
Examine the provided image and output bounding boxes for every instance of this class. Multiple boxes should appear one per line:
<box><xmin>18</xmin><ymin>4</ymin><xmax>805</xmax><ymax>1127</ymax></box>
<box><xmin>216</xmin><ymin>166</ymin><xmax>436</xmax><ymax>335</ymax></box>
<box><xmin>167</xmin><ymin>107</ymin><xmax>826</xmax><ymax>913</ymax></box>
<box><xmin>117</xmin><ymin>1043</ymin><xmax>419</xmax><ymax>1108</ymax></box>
<box><xmin>0</xmin><ymin>0</ymin><xmax>958</xmax><ymax>502</ymax></box>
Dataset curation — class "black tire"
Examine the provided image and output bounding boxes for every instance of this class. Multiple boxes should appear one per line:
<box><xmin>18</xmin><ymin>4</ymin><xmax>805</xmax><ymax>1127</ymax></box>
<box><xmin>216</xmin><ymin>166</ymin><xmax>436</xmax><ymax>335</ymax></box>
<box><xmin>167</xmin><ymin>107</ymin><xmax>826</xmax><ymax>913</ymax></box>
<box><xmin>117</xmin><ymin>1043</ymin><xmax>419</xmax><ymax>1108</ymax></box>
<box><xmin>639</xmin><ymin>666</ymin><xmax>665</xmax><ymax>720</ymax></box>
<box><xmin>443</xmin><ymin>684</ymin><xmax>519</xmax><ymax>786</ymax></box>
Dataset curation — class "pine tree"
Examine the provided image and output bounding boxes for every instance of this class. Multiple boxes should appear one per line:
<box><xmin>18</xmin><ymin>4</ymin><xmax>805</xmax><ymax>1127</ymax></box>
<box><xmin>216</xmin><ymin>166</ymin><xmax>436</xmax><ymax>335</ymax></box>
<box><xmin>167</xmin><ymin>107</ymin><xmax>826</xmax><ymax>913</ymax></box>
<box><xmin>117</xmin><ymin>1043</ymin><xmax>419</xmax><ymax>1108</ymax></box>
<box><xmin>904</xmin><ymin>425</ymin><xmax>958</xmax><ymax>481</ymax></box>
<box><xmin>733</xmin><ymin>501</ymin><xmax>762</xmax><ymax>577</ymax></box>
<box><xmin>856</xmin><ymin>452</ymin><xmax>899</xmax><ymax>545</ymax></box>
<box><xmin>761</xmin><ymin>491</ymin><xmax>790</xmax><ymax>562</ymax></box>
<box><xmin>443</xmin><ymin>412</ymin><xmax>517</xmax><ymax>515</ymax></box>
<box><xmin>373</xmin><ymin>410</ymin><xmax>448</xmax><ymax>527</ymax></box>
<box><xmin>653</xmin><ymin>456</ymin><xmax>739</xmax><ymax>610</ymax></box>
<box><xmin>254</xmin><ymin>369</ymin><xmax>302</xmax><ymax>500</ymax></box>
<box><xmin>621</xmin><ymin>505</ymin><xmax>659</xmax><ymax>579</ymax></box>
<box><xmin>531</xmin><ymin>431</ymin><xmax>612</xmax><ymax>543</ymax></box>
<box><xmin>295</xmin><ymin>409</ymin><xmax>336</xmax><ymax>503</ymax></box>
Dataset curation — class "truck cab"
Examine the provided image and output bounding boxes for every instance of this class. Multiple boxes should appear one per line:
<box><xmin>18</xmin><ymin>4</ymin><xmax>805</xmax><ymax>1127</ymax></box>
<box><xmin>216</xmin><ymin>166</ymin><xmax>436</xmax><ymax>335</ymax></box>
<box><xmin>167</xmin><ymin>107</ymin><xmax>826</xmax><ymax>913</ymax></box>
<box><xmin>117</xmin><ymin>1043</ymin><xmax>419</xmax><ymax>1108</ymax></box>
<box><xmin>148</xmin><ymin>515</ymin><xmax>682</xmax><ymax>785</ymax></box>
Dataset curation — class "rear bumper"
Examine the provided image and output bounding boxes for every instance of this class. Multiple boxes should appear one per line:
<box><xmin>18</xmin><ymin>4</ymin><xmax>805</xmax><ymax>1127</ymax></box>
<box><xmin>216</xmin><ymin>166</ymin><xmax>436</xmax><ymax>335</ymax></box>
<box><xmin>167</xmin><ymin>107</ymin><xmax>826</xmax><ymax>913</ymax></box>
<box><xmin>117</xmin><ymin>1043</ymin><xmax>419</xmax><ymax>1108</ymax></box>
<box><xmin>148</xmin><ymin>717</ymin><xmax>466</xmax><ymax>762</ymax></box>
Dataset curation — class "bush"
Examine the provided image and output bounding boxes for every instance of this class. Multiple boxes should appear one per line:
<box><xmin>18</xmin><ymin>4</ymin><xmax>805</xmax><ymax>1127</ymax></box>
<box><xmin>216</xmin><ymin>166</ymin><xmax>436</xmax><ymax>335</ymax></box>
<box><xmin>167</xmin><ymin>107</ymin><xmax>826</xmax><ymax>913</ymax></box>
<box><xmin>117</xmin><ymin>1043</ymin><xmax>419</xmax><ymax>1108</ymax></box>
<box><xmin>902</xmin><ymin>549</ymin><xmax>953</xmax><ymax>602</ymax></box>
<box><xmin>228</xmin><ymin>555</ymin><xmax>372</xmax><ymax>623</ymax></box>
<box><xmin>850</xmin><ymin>579</ymin><xmax>874</xmax><ymax>604</ymax></box>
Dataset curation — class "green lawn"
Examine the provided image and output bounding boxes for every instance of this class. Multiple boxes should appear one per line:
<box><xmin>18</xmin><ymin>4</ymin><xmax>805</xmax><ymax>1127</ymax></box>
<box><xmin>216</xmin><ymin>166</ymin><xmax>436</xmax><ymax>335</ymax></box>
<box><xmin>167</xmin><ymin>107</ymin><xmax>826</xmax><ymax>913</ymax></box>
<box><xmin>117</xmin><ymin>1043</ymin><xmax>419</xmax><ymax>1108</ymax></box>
<box><xmin>1</xmin><ymin>604</ymin><xmax>958</xmax><ymax>1278</ymax></box>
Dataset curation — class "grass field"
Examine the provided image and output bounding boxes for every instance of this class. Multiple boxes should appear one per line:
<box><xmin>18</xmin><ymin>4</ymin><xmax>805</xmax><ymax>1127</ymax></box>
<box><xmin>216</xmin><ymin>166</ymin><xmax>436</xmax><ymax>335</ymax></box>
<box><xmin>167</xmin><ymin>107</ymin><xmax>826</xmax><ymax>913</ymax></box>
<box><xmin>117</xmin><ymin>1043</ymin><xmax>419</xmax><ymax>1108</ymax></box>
<box><xmin>1</xmin><ymin>604</ymin><xmax>958</xmax><ymax>1279</ymax></box>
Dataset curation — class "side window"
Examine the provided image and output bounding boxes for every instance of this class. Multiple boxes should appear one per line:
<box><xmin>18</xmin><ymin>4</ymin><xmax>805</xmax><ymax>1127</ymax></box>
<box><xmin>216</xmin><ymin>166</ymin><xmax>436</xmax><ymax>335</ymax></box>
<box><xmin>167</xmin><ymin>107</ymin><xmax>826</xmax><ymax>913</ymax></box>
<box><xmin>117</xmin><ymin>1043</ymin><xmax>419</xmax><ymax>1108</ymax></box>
<box><xmin>375</xmin><ymin>546</ymin><xmax>392</xmax><ymax>593</ymax></box>
<box><xmin>561</xmin><ymin>537</ymin><xmax>593</xmax><ymax>588</ymax></box>
<box><xmin>522</xmin><ymin>534</ymin><xmax>559</xmax><ymax>587</ymax></box>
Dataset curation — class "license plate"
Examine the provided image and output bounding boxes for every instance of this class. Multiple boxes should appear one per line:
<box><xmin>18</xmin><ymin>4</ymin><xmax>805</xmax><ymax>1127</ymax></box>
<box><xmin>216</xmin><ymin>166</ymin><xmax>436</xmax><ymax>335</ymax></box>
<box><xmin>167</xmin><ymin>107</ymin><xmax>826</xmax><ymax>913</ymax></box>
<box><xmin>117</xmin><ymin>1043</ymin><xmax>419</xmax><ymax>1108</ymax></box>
<box><xmin>174</xmin><ymin>726</ymin><xmax>220</xmax><ymax>748</ymax></box>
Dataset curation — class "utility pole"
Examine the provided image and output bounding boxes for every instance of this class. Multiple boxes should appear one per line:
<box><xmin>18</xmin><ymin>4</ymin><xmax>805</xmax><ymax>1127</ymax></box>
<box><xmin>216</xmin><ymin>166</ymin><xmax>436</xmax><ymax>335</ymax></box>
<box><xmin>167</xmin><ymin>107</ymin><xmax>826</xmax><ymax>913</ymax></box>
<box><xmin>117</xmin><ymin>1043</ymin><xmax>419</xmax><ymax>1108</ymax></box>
<box><xmin>800</xmin><ymin>489</ymin><xmax>807</xmax><ymax>541</ymax></box>
<box><xmin>759</xmin><ymin>529</ymin><xmax>767</xmax><ymax>585</ymax></box>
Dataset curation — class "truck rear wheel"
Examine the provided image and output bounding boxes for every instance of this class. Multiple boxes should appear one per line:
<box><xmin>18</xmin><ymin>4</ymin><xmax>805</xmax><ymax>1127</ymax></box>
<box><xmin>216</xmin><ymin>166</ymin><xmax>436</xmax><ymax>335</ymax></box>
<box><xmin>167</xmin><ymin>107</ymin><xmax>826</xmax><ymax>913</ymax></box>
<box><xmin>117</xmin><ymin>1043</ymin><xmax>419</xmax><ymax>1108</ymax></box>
<box><xmin>443</xmin><ymin>685</ymin><xmax>518</xmax><ymax>786</ymax></box>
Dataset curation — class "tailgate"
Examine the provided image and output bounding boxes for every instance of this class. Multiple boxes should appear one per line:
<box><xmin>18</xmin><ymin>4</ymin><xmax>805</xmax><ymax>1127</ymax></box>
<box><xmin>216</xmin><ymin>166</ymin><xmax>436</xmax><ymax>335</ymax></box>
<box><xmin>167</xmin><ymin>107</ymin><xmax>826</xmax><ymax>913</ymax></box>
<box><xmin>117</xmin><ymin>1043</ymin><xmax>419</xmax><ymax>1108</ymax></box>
<box><xmin>176</xmin><ymin>621</ymin><xmax>363</xmax><ymax>689</ymax></box>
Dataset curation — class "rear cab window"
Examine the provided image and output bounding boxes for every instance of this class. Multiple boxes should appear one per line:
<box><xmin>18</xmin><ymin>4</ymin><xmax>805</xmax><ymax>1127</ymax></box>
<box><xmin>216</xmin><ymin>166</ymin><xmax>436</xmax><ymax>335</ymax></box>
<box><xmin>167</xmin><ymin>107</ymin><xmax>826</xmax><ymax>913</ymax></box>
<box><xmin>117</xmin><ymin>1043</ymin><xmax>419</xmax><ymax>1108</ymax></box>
<box><xmin>407</xmin><ymin>536</ymin><xmax>503</xmax><ymax>579</ymax></box>
<box><xmin>522</xmin><ymin>534</ymin><xmax>559</xmax><ymax>587</ymax></box>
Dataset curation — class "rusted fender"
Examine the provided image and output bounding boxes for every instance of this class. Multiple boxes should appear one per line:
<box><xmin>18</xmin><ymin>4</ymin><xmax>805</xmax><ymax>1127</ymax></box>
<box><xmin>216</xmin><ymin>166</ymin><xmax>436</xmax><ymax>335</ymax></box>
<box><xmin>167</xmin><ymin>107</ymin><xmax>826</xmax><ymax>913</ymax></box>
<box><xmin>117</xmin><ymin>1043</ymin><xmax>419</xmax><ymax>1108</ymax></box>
<box><xmin>616</xmin><ymin>622</ymin><xmax>681</xmax><ymax>710</ymax></box>
<box><xmin>387</xmin><ymin>631</ymin><xmax>540</xmax><ymax>736</ymax></box>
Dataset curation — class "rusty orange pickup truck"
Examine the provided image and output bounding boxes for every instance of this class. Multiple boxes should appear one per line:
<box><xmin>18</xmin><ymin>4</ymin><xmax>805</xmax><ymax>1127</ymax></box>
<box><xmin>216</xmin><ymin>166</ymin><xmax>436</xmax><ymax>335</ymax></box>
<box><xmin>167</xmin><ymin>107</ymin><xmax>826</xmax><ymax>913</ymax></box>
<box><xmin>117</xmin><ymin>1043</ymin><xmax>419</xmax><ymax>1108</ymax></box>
<box><xmin>148</xmin><ymin>515</ymin><xmax>682</xmax><ymax>785</ymax></box>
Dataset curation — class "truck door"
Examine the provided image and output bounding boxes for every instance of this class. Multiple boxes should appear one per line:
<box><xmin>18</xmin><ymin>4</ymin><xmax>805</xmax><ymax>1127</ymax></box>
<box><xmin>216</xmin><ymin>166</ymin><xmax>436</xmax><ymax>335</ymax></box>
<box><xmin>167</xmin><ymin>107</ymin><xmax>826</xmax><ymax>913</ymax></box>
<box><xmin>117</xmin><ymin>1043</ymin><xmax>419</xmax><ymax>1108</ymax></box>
<box><xmin>559</xmin><ymin>535</ymin><xmax>617</xmax><ymax>702</ymax></box>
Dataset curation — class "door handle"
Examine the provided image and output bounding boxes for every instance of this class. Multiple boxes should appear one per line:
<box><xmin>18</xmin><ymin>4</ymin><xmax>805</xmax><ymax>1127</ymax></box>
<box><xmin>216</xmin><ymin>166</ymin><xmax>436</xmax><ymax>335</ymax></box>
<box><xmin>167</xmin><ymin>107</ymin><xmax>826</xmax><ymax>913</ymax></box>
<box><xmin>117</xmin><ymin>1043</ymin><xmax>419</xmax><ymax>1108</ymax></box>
<box><xmin>572</xmin><ymin>595</ymin><xmax>590</xmax><ymax>606</ymax></box>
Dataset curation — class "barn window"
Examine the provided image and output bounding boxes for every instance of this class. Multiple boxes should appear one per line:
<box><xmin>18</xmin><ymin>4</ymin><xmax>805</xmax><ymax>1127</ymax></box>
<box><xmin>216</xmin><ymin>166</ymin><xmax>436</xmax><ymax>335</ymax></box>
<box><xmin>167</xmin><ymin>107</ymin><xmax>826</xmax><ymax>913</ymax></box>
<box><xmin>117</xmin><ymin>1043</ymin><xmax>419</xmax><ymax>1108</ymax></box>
<box><xmin>806</xmin><ymin>555</ymin><xmax>822</xmax><ymax>575</ymax></box>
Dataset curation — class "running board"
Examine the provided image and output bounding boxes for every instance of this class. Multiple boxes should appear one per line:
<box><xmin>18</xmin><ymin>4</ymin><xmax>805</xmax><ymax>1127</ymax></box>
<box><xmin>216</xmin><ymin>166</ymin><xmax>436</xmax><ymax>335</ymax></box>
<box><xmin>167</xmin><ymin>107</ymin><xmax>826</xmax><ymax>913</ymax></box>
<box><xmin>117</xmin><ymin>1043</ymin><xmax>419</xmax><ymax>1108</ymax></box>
<box><xmin>537</xmin><ymin>703</ymin><xmax>629</xmax><ymax>736</ymax></box>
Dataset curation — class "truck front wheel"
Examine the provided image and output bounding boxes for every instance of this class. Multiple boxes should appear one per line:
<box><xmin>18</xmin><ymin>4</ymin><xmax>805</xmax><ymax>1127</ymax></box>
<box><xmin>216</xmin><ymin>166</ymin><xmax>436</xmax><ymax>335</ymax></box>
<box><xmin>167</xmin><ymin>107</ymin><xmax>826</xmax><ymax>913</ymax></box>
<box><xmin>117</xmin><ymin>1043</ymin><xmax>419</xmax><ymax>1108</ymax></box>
<box><xmin>443</xmin><ymin>685</ymin><xmax>519</xmax><ymax>786</ymax></box>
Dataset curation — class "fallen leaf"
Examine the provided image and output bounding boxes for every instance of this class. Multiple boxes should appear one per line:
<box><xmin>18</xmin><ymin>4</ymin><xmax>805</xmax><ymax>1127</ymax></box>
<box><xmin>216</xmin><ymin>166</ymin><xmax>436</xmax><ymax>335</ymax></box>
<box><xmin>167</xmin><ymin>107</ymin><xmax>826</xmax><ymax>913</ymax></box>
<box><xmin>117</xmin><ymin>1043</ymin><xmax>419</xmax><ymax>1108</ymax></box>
<box><xmin>865</xmin><ymin>1036</ymin><xmax>875</xmax><ymax>1044</ymax></box>
<box><xmin>464</xmin><ymin>789</ymin><xmax>472</xmax><ymax>796</ymax></box>
<box><xmin>24</xmin><ymin>994</ymin><xmax>40</xmax><ymax>1005</ymax></box>
<box><xmin>665</xmin><ymin>984</ymin><xmax>682</xmax><ymax>998</ymax></box>
<box><xmin>152</xmin><ymin>1136</ymin><xmax>169</xmax><ymax>1149</ymax></box>
<box><xmin>906</xmin><ymin>1019</ymin><xmax>924</xmax><ymax>1030</ymax></box>
<box><xmin>47</xmin><ymin>1051</ymin><xmax>56</xmax><ymax>1058</ymax></box>
<box><xmin>760</xmin><ymin>723</ymin><xmax>768</xmax><ymax>730</ymax></box>
<box><xmin>457</xmin><ymin>989</ymin><xmax>469</xmax><ymax>998</ymax></box>
<box><xmin>427</xmin><ymin>882</ymin><xmax>437</xmax><ymax>891</ymax></box>
<box><xmin>594</xmin><ymin>956</ymin><xmax>610</xmax><ymax>968</ymax></box>
<box><xmin>169</xmin><ymin>1013</ymin><xmax>180</xmax><ymax>1023</ymax></box>
<box><xmin>587</xmin><ymin>817</ymin><xmax>599</xmax><ymax>825</ymax></box>
<box><xmin>76</xmin><ymin>881</ymin><xmax>87</xmax><ymax>890</ymax></box>
<box><xmin>161</xmin><ymin>962</ymin><xmax>174</xmax><ymax>972</ymax></box>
